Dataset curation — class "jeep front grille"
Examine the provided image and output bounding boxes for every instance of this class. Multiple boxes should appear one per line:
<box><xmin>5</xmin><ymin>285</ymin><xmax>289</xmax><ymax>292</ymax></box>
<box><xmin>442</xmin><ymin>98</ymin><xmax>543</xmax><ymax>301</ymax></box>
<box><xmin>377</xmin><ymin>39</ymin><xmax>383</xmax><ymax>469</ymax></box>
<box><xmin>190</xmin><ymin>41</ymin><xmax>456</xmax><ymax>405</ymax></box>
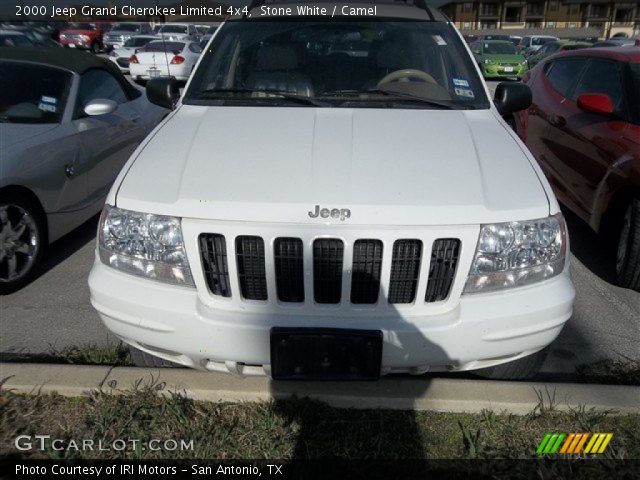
<box><xmin>313</xmin><ymin>239</ymin><xmax>344</xmax><ymax>304</ymax></box>
<box><xmin>425</xmin><ymin>239</ymin><xmax>461</xmax><ymax>303</ymax></box>
<box><xmin>236</xmin><ymin>236</ymin><xmax>268</xmax><ymax>301</ymax></box>
<box><xmin>198</xmin><ymin>234</ymin><xmax>461</xmax><ymax>307</ymax></box>
<box><xmin>199</xmin><ymin>233</ymin><xmax>231</xmax><ymax>297</ymax></box>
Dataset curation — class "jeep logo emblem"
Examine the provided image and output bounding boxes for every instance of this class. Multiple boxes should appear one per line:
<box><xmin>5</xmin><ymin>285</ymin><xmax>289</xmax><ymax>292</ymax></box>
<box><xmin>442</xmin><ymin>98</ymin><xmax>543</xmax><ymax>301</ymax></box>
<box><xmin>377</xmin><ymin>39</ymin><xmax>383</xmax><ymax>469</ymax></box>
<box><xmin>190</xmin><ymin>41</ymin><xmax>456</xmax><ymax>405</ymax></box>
<box><xmin>308</xmin><ymin>205</ymin><xmax>351</xmax><ymax>221</ymax></box>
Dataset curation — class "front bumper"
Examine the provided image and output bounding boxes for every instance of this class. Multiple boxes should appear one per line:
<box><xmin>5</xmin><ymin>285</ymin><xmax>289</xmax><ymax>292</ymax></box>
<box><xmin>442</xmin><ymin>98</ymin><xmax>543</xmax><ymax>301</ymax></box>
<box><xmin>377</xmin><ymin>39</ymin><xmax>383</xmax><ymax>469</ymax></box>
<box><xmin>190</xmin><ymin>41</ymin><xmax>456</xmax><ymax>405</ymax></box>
<box><xmin>89</xmin><ymin>258</ymin><xmax>575</xmax><ymax>377</ymax></box>
<box><xmin>482</xmin><ymin>64</ymin><xmax>527</xmax><ymax>79</ymax></box>
<box><xmin>130</xmin><ymin>64</ymin><xmax>190</xmax><ymax>81</ymax></box>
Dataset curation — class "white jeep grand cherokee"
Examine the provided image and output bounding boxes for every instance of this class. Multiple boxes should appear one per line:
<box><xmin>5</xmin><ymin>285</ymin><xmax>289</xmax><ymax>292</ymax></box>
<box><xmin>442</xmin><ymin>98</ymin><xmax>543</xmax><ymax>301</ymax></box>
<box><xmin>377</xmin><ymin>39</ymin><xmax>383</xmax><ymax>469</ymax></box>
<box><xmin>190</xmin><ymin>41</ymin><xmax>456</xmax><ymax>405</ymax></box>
<box><xmin>89</xmin><ymin>3</ymin><xmax>575</xmax><ymax>380</ymax></box>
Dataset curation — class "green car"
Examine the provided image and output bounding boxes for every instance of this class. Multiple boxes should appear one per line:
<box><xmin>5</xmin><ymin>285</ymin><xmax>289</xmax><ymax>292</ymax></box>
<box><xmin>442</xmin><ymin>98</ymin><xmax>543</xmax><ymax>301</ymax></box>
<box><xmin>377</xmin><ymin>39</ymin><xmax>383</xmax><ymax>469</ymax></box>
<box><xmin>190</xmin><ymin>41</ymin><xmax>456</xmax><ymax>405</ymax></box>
<box><xmin>470</xmin><ymin>40</ymin><xmax>528</xmax><ymax>80</ymax></box>
<box><xmin>526</xmin><ymin>40</ymin><xmax>592</xmax><ymax>68</ymax></box>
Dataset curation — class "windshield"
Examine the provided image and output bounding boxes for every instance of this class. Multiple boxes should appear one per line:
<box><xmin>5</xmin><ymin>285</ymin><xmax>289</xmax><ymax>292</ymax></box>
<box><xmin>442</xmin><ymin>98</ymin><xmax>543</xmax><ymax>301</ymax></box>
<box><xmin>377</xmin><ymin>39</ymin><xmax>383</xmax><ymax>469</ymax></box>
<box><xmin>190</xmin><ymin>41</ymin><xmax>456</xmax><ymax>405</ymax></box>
<box><xmin>141</xmin><ymin>41</ymin><xmax>184</xmax><ymax>53</ymax></box>
<box><xmin>532</xmin><ymin>37</ymin><xmax>556</xmax><ymax>46</ymax></box>
<box><xmin>112</xmin><ymin>23</ymin><xmax>141</xmax><ymax>32</ymax></box>
<box><xmin>0</xmin><ymin>33</ymin><xmax>32</xmax><ymax>46</ymax></box>
<box><xmin>159</xmin><ymin>25</ymin><xmax>188</xmax><ymax>34</ymax></box>
<box><xmin>483</xmin><ymin>42</ymin><xmax>517</xmax><ymax>54</ymax></box>
<box><xmin>125</xmin><ymin>37</ymin><xmax>154</xmax><ymax>47</ymax></box>
<box><xmin>185</xmin><ymin>20</ymin><xmax>489</xmax><ymax>110</ymax></box>
<box><xmin>0</xmin><ymin>61</ymin><xmax>71</xmax><ymax>124</ymax></box>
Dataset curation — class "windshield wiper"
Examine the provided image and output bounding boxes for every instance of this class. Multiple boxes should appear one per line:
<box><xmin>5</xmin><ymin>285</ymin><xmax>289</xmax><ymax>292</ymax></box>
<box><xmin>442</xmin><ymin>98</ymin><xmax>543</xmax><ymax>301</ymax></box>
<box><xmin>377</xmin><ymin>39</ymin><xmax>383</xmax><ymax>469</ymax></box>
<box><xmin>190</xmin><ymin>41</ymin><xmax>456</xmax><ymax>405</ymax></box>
<box><xmin>323</xmin><ymin>89</ymin><xmax>459</xmax><ymax>110</ymax></box>
<box><xmin>197</xmin><ymin>88</ymin><xmax>328</xmax><ymax>107</ymax></box>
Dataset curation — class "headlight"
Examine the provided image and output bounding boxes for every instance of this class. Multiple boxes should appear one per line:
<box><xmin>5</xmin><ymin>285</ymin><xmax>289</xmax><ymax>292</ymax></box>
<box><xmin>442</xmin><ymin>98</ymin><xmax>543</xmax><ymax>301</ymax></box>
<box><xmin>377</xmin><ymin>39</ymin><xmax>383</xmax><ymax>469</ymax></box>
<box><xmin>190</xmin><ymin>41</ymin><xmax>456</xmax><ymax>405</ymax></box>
<box><xmin>98</xmin><ymin>205</ymin><xmax>194</xmax><ymax>287</ymax></box>
<box><xmin>79</xmin><ymin>35</ymin><xmax>90</xmax><ymax>42</ymax></box>
<box><xmin>464</xmin><ymin>214</ymin><xmax>567</xmax><ymax>294</ymax></box>
<box><xmin>484</xmin><ymin>58</ymin><xmax>494</xmax><ymax>65</ymax></box>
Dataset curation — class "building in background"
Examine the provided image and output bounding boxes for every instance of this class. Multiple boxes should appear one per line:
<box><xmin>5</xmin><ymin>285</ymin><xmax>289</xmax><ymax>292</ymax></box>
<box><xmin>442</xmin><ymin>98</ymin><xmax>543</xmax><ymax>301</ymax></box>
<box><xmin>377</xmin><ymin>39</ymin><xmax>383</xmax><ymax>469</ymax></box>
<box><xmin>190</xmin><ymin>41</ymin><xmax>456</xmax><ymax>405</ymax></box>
<box><xmin>439</xmin><ymin>0</ymin><xmax>639</xmax><ymax>38</ymax></box>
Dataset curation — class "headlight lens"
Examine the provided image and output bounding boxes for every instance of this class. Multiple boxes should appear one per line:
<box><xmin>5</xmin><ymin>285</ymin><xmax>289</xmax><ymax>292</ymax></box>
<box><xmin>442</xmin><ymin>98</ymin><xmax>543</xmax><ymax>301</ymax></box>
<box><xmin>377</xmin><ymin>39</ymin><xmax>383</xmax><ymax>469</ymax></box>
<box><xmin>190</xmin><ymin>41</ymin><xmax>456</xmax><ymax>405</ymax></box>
<box><xmin>79</xmin><ymin>35</ymin><xmax>90</xmax><ymax>42</ymax></box>
<box><xmin>98</xmin><ymin>205</ymin><xmax>194</xmax><ymax>287</ymax></box>
<box><xmin>484</xmin><ymin>58</ymin><xmax>494</xmax><ymax>64</ymax></box>
<box><xmin>464</xmin><ymin>214</ymin><xmax>567</xmax><ymax>294</ymax></box>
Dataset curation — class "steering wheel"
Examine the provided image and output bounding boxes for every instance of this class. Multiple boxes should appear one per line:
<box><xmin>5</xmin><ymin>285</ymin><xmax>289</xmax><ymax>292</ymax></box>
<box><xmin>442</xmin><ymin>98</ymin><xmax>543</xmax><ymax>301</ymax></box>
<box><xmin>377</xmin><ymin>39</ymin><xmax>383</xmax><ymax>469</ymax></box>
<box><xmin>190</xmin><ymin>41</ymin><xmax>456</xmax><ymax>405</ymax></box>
<box><xmin>377</xmin><ymin>69</ymin><xmax>438</xmax><ymax>87</ymax></box>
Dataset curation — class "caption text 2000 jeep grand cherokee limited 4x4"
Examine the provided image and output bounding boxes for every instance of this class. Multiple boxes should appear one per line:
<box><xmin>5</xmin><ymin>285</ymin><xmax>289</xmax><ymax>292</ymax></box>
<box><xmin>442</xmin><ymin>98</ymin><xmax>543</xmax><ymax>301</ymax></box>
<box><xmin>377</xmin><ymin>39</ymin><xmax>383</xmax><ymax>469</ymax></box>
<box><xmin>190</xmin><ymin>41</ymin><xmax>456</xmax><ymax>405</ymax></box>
<box><xmin>89</xmin><ymin>2</ymin><xmax>576</xmax><ymax>381</ymax></box>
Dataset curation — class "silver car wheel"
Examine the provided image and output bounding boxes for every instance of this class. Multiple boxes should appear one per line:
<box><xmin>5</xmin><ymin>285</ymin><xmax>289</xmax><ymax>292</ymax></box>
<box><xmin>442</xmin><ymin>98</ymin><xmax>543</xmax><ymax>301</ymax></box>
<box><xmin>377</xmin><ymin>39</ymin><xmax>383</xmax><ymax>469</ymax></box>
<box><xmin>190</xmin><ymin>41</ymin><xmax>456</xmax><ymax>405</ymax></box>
<box><xmin>0</xmin><ymin>204</ymin><xmax>39</xmax><ymax>283</ymax></box>
<box><xmin>616</xmin><ymin>206</ymin><xmax>631</xmax><ymax>274</ymax></box>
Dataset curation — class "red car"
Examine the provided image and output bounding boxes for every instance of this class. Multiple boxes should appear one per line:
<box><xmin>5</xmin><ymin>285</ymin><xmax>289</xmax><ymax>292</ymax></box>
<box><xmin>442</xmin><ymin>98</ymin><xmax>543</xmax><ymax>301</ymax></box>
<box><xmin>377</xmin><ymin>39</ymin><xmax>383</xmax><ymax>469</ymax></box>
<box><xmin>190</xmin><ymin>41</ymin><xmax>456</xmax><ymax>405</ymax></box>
<box><xmin>59</xmin><ymin>22</ymin><xmax>103</xmax><ymax>53</ymax></box>
<box><xmin>516</xmin><ymin>46</ymin><xmax>640</xmax><ymax>290</ymax></box>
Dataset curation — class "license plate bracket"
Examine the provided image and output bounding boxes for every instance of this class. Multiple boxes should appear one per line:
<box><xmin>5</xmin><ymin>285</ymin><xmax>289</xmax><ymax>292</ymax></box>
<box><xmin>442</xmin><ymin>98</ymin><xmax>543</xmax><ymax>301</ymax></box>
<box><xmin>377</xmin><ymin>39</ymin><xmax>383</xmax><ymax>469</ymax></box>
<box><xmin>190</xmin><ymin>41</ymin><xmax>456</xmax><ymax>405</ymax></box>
<box><xmin>270</xmin><ymin>327</ymin><xmax>383</xmax><ymax>381</ymax></box>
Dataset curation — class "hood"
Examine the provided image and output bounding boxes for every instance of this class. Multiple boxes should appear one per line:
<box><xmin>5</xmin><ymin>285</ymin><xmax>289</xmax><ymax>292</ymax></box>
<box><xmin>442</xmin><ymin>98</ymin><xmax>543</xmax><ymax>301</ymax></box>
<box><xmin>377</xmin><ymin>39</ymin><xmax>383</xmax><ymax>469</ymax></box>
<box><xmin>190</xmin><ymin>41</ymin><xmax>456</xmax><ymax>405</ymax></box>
<box><xmin>482</xmin><ymin>54</ymin><xmax>525</xmax><ymax>63</ymax></box>
<box><xmin>116</xmin><ymin>106</ymin><xmax>550</xmax><ymax>226</ymax></box>
<box><xmin>0</xmin><ymin>123</ymin><xmax>58</xmax><ymax>149</ymax></box>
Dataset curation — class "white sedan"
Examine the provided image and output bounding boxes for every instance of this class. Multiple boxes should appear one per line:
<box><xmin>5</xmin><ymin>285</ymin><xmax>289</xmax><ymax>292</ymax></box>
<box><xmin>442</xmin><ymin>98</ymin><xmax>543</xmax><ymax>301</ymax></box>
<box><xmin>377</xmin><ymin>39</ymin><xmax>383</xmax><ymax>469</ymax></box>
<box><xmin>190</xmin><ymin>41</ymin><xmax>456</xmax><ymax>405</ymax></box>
<box><xmin>129</xmin><ymin>40</ymin><xmax>202</xmax><ymax>83</ymax></box>
<box><xmin>109</xmin><ymin>35</ymin><xmax>158</xmax><ymax>73</ymax></box>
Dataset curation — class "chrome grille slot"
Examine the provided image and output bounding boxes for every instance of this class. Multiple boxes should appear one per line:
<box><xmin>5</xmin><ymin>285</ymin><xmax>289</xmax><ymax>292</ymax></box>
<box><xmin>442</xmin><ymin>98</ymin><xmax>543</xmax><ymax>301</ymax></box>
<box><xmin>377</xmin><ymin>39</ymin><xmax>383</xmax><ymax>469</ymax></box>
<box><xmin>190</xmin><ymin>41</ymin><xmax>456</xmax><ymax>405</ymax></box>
<box><xmin>274</xmin><ymin>237</ymin><xmax>305</xmax><ymax>302</ymax></box>
<box><xmin>236</xmin><ymin>236</ymin><xmax>268</xmax><ymax>301</ymax></box>
<box><xmin>425</xmin><ymin>238</ymin><xmax>461</xmax><ymax>302</ymax></box>
<box><xmin>313</xmin><ymin>239</ymin><xmax>344</xmax><ymax>304</ymax></box>
<box><xmin>350</xmin><ymin>239</ymin><xmax>383</xmax><ymax>304</ymax></box>
<box><xmin>388</xmin><ymin>240</ymin><xmax>422</xmax><ymax>304</ymax></box>
<box><xmin>199</xmin><ymin>234</ymin><xmax>231</xmax><ymax>297</ymax></box>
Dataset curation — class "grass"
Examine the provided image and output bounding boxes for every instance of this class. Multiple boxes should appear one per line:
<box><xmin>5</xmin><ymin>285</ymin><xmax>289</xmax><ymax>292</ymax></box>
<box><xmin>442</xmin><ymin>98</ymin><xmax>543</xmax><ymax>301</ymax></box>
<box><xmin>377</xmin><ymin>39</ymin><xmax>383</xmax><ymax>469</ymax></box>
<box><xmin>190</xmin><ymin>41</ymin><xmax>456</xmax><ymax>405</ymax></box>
<box><xmin>1</xmin><ymin>380</ymin><xmax>638</xmax><ymax>462</ymax></box>
<box><xmin>0</xmin><ymin>344</ymin><xmax>132</xmax><ymax>367</ymax></box>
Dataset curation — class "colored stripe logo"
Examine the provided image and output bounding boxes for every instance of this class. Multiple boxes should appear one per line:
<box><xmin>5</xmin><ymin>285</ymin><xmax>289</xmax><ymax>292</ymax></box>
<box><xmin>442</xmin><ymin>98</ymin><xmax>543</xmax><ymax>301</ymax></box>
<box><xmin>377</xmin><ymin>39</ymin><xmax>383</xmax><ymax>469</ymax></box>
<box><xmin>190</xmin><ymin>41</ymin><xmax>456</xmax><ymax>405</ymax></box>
<box><xmin>537</xmin><ymin>433</ymin><xmax>612</xmax><ymax>455</ymax></box>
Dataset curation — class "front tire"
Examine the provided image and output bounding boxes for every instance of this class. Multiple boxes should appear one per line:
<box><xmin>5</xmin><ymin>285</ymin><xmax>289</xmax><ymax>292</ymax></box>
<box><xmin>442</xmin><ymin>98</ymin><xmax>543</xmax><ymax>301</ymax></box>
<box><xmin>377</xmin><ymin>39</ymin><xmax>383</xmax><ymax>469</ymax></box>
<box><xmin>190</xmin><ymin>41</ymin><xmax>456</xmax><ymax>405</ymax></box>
<box><xmin>616</xmin><ymin>198</ymin><xmax>640</xmax><ymax>290</ymax></box>
<box><xmin>90</xmin><ymin>41</ymin><xmax>100</xmax><ymax>54</ymax></box>
<box><xmin>472</xmin><ymin>348</ymin><xmax>547</xmax><ymax>380</ymax></box>
<box><xmin>0</xmin><ymin>193</ymin><xmax>46</xmax><ymax>295</ymax></box>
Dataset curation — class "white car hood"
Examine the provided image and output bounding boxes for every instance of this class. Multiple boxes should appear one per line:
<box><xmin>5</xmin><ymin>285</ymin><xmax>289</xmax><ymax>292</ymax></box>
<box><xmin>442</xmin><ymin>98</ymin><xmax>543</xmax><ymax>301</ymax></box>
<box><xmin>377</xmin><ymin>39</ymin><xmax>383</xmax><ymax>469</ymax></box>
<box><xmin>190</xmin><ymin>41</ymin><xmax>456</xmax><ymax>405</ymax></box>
<box><xmin>116</xmin><ymin>105</ymin><xmax>549</xmax><ymax>226</ymax></box>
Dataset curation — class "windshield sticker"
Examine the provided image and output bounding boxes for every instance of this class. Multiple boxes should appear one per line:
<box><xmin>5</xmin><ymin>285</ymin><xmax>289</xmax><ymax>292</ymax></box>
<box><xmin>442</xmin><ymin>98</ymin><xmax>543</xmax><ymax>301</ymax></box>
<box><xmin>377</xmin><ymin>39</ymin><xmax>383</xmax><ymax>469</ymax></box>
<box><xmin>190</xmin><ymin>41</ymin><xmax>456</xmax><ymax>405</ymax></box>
<box><xmin>454</xmin><ymin>87</ymin><xmax>475</xmax><ymax>99</ymax></box>
<box><xmin>38</xmin><ymin>96</ymin><xmax>58</xmax><ymax>113</ymax></box>
<box><xmin>432</xmin><ymin>35</ymin><xmax>447</xmax><ymax>46</ymax></box>
<box><xmin>453</xmin><ymin>78</ymin><xmax>470</xmax><ymax>87</ymax></box>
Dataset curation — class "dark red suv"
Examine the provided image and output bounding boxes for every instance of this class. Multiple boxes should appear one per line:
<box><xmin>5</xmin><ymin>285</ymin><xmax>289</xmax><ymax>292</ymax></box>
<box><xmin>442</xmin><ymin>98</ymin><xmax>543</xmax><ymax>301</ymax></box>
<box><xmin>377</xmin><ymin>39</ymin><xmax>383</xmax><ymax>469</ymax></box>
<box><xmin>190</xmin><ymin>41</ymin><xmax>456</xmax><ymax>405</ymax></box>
<box><xmin>516</xmin><ymin>46</ymin><xmax>640</xmax><ymax>290</ymax></box>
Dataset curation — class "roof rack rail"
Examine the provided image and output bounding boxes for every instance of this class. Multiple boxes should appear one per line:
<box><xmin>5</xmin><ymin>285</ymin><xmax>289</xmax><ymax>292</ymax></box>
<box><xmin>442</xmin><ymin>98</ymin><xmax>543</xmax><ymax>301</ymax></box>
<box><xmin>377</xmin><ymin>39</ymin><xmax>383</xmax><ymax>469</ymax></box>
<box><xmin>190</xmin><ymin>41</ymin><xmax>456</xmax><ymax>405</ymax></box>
<box><xmin>244</xmin><ymin>0</ymin><xmax>447</xmax><ymax>21</ymax></box>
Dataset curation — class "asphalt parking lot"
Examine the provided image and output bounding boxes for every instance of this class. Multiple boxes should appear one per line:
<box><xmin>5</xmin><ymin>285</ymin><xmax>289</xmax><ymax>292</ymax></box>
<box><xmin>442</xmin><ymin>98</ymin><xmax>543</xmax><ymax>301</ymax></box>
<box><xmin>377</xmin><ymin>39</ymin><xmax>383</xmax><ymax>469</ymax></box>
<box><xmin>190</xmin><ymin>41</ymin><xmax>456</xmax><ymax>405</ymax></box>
<box><xmin>1</xmin><ymin>80</ymin><xmax>638</xmax><ymax>380</ymax></box>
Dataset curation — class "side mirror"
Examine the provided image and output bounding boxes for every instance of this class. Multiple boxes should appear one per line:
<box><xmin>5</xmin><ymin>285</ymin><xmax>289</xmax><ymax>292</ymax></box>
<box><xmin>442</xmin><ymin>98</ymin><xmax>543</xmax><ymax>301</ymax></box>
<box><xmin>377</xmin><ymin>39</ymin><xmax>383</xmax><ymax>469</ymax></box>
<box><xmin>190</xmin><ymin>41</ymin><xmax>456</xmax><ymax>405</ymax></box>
<box><xmin>146</xmin><ymin>77</ymin><xmax>181</xmax><ymax>110</ymax></box>
<box><xmin>494</xmin><ymin>82</ymin><xmax>532</xmax><ymax>116</ymax></box>
<box><xmin>577</xmin><ymin>93</ymin><xmax>613</xmax><ymax>115</ymax></box>
<box><xmin>84</xmin><ymin>98</ymin><xmax>118</xmax><ymax>116</ymax></box>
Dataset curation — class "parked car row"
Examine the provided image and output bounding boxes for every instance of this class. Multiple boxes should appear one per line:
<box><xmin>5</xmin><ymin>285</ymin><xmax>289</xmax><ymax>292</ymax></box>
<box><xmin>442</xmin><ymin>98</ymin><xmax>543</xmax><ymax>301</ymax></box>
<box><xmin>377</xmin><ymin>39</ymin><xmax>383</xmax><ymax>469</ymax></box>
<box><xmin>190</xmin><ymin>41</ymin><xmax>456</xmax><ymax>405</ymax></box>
<box><xmin>468</xmin><ymin>33</ymin><xmax>639</xmax><ymax>80</ymax></box>
<box><xmin>0</xmin><ymin>47</ymin><xmax>169</xmax><ymax>293</ymax></box>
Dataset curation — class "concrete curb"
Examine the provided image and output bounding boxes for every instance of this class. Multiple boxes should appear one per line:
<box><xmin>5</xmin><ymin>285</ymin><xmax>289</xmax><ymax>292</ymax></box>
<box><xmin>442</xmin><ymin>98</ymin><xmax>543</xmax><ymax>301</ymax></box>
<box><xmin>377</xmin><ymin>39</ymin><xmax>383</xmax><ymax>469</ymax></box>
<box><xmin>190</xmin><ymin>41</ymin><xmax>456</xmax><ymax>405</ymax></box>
<box><xmin>2</xmin><ymin>363</ymin><xmax>638</xmax><ymax>415</ymax></box>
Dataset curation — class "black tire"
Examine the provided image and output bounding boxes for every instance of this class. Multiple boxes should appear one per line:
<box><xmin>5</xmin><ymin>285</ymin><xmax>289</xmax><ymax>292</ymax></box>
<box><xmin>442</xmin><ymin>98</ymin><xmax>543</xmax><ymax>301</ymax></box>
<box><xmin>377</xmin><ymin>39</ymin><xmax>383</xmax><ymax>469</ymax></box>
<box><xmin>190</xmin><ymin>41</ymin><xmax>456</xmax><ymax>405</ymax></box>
<box><xmin>129</xmin><ymin>346</ymin><xmax>179</xmax><ymax>368</ymax></box>
<box><xmin>0</xmin><ymin>192</ymin><xmax>46</xmax><ymax>295</ymax></box>
<box><xmin>472</xmin><ymin>348</ymin><xmax>547</xmax><ymax>380</ymax></box>
<box><xmin>616</xmin><ymin>198</ymin><xmax>640</xmax><ymax>291</ymax></box>
<box><xmin>90</xmin><ymin>41</ymin><xmax>100</xmax><ymax>54</ymax></box>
